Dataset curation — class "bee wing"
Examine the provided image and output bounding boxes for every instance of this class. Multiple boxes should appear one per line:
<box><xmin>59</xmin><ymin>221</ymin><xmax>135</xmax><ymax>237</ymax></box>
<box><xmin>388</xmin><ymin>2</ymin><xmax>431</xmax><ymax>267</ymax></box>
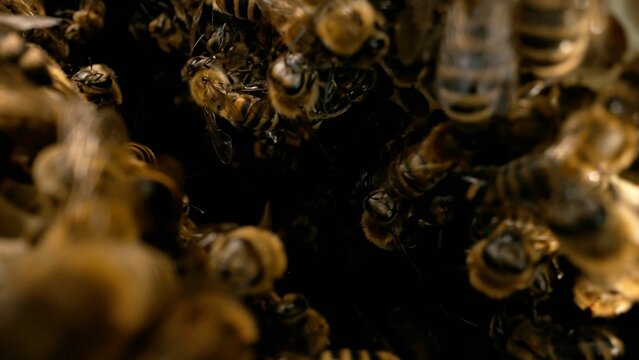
<box><xmin>203</xmin><ymin>109</ymin><xmax>234</xmax><ymax>165</ymax></box>
<box><xmin>0</xmin><ymin>14</ymin><xmax>62</xmax><ymax>31</ymax></box>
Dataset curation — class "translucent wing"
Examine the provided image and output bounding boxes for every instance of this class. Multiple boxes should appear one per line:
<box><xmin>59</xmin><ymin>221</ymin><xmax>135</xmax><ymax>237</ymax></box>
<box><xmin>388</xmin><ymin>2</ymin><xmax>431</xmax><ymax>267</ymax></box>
<box><xmin>0</xmin><ymin>14</ymin><xmax>61</xmax><ymax>31</ymax></box>
<box><xmin>203</xmin><ymin>109</ymin><xmax>234</xmax><ymax>165</ymax></box>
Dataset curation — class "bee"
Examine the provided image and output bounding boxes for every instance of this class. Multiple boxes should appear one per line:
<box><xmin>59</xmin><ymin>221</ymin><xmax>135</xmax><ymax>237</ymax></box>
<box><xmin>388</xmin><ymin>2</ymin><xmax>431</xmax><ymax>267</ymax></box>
<box><xmin>207</xmin><ymin>0</ymin><xmax>262</xmax><ymax>21</ymax></box>
<box><xmin>318</xmin><ymin>349</ymin><xmax>400</xmax><ymax>360</ymax></box>
<box><xmin>361</xmin><ymin>188</ymin><xmax>407</xmax><ymax>251</ymax></box>
<box><xmin>514</xmin><ymin>0</ymin><xmax>593</xmax><ymax>80</ymax></box>
<box><xmin>387</xmin><ymin>122</ymin><xmax>469</xmax><ymax>199</ymax></box>
<box><xmin>436</xmin><ymin>0</ymin><xmax>516</xmax><ymax>132</ymax></box>
<box><xmin>255</xmin><ymin>0</ymin><xmax>389</xmax><ymax>61</ymax></box>
<box><xmin>466</xmin><ymin>209</ymin><xmax>559</xmax><ymax>299</ymax></box>
<box><xmin>200</xmin><ymin>225</ymin><xmax>287</xmax><ymax>295</ymax></box>
<box><xmin>141</xmin><ymin>293</ymin><xmax>258</xmax><ymax>360</ymax></box>
<box><xmin>71</xmin><ymin>64</ymin><xmax>123</xmax><ymax>108</ymax></box>
<box><xmin>182</xmin><ymin>55</ymin><xmax>279</xmax><ymax>164</ymax></box>
<box><xmin>0</xmin><ymin>241</ymin><xmax>178</xmax><ymax>359</ymax></box>
<box><xmin>264</xmin><ymin>292</ymin><xmax>331</xmax><ymax>356</ymax></box>
<box><xmin>267</xmin><ymin>52</ymin><xmax>319</xmax><ymax>120</ymax></box>
<box><xmin>60</xmin><ymin>0</ymin><xmax>106</xmax><ymax>43</ymax></box>
<box><xmin>148</xmin><ymin>12</ymin><xmax>189</xmax><ymax>53</ymax></box>
<box><xmin>491</xmin><ymin>312</ymin><xmax>624</xmax><ymax>360</ymax></box>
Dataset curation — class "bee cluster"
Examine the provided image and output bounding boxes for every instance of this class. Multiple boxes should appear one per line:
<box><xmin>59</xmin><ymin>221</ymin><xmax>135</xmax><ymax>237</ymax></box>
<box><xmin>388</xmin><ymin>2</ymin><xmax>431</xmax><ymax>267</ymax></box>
<box><xmin>0</xmin><ymin>0</ymin><xmax>639</xmax><ymax>359</ymax></box>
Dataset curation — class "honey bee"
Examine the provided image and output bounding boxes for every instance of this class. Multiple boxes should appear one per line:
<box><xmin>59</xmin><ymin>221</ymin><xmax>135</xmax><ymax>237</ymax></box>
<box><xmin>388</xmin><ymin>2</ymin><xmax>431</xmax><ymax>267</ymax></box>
<box><xmin>71</xmin><ymin>63</ymin><xmax>123</xmax><ymax>108</ymax></box>
<box><xmin>141</xmin><ymin>293</ymin><xmax>258</xmax><ymax>360</ymax></box>
<box><xmin>436</xmin><ymin>0</ymin><xmax>516</xmax><ymax>132</ymax></box>
<box><xmin>514</xmin><ymin>0</ymin><xmax>593</xmax><ymax>80</ymax></box>
<box><xmin>60</xmin><ymin>0</ymin><xmax>106</xmax><ymax>43</ymax></box>
<box><xmin>207</xmin><ymin>0</ymin><xmax>262</xmax><ymax>21</ymax></box>
<box><xmin>361</xmin><ymin>188</ymin><xmax>404</xmax><ymax>251</ymax></box>
<box><xmin>0</xmin><ymin>241</ymin><xmax>178</xmax><ymax>359</ymax></box>
<box><xmin>491</xmin><ymin>312</ymin><xmax>624</xmax><ymax>360</ymax></box>
<box><xmin>148</xmin><ymin>12</ymin><xmax>189</xmax><ymax>53</ymax></box>
<box><xmin>255</xmin><ymin>0</ymin><xmax>389</xmax><ymax>62</ymax></box>
<box><xmin>466</xmin><ymin>209</ymin><xmax>559</xmax><ymax>299</ymax></box>
<box><xmin>264</xmin><ymin>292</ymin><xmax>331</xmax><ymax>356</ymax></box>
<box><xmin>267</xmin><ymin>52</ymin><xmax>319</xmax><ymax>120</ymax></box>
<box><xmin>200</xmin><ymin>225</ymin><xmax>287</xmax><ymax>295</ymax></box>
<box><xmin>318</xmin><ymin>349</ymin><xmax>400</xmax><ymax>360</ymax></box>
<box><xmin>182</xmin><ymin>55</ymin><xmax>279</xmax><ymax>164</ymax></box>
<box><xmin>387</xmin><ymin>122</ymin><xmax>469</xmax><ymax>199</ymax></box>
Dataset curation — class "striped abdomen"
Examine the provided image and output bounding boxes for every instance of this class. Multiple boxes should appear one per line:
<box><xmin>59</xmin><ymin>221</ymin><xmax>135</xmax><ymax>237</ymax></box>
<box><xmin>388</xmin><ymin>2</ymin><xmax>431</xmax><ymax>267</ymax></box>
<box><xmin>387</xmin><ymin>123</ymin><xmax>462</xmax><ymax>199</ymax></box>
<box><xmin>515</xmin><ymin>0</ymin><xmax>591</xmax><ymax>79</ymax></box>
<box><xmin>319</xmin><ymin>349</ymin><xmax>400</xmax><ymax>360</ymax></box>
<box><xmin>230</xmin><ymin>95</ymin><xmax>280</xmax><ymax>131</ymax></box>
<box><xmin>127</xmin><ymin>142</ymin><xmax>157</xmax><ymax>164</ymax></box>
<box><xmin>436</xmin><ymin>0</ymin><xmax>516</xmax><ymax>130</ymax></box>
<box><xmin>209</xmin><ymin>0</ymin><xmax>261</xmax><ymax>21</ymax></box>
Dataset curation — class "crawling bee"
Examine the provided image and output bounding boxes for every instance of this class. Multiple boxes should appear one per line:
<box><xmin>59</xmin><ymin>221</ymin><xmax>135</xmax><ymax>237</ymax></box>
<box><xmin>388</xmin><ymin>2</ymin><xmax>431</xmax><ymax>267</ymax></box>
<box><xmin>436</xmin><ymin>0</ymin><xmax>516</xmax><ymax>132</ymax></box>
<box><xmin>361</xmin><ymin>188</ymin><xmax>404</xmax><ymax>251</ymax></box>
<box><xmin>148</xmin><ymin>12</ymin><xmax>188</xmax><ymax>53</ymax></box>
<box><xmin>387</xmin><ymin>122</ymin><xmax>469</xmax><ymax>199</ymax></box>
<box><xmin>199</xmin><ymin>225</ymin><xmax>287</xmax><ymax>295</ymax></box>
<box><xmin>490</xmin><ymin>312</ymin><xmax>624</xmax><ymax>360</ymax></box>
<box><xmin>267</xmin><ymin>52</ymin><xmax>319</xmax><ymax>120</ymax></box>
<box><xmin>262</xmin><ymin>292</ymin><xmax>331</xmax><ymax>356</ymax></box>
<box><xmin>71</xmin><ymin>64</ymin><xmax>122</xmax><ymax>107</ymax></box>
<box><xmin>255</xmin><ymin>0</ymin><xmax>389</xmax><ymax>62</ymax></box>
<box><xmin>60</xmin><ymin>0</ymin><xmax>106</xmax><ymax>43</ymax></box>
<box><xmin>466</xmin><ymin>209</ymin><xmax>559</xmax><ymax>299</ymax></box>
<box><xmin>182</xmin><ymin>55</ymin><xmax>279</xmax><ymax>164</ymax></box>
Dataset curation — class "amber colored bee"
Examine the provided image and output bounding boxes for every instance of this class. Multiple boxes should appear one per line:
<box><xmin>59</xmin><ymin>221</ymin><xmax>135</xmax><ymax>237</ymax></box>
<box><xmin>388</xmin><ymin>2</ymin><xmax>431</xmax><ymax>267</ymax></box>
<box><xmin>71</xmin><ymin>64</ymin><xmax>123</xmax><ymax>107</ymax></box>
<box><xmin>387</xmin><ymin>122</ymin><xmax>469</xmax><ymax>199</ymax></box>
<box><xmin>182</xmin><ymin>55</ymin><xmax>279</xmax><ymax>164</ymax></box>
<box><xmin>147</xmin><ymin>12</ymin><xmax>188</xmax><ymax>53</ymax></box>
<box><xmin>573</xmin><ymin>275</ymin><xmax>634</xmax><ymax>318</ymax></box>
<box><xmin>0</xmin><ymin>241</ymin><xmax>178</xmax><ymax>359</ymax></box>
<box><xmin>436</xmin><ymin>0</ymin><xmax>516</xmax><ymax>132</ymax></box>
<box><xmin>264</xmin><ymin>292</ymin><xmax>331</xmax><ymax>356</ymax></box>
<box><xmin>61</xmin><ymin>0</ymin><xmax>106</xmax><ymax>43</ymax></box>
<box><xmin>201</xmin><ymin>225</ymin><xmax>287</xmax><ymax>295</ymax></box>
<box><xmin>140</xmin><ymin>293</ymin><xmax>258</xmax><ymax>360</ymax></box>
<box><xmin>267</xmin><ymin>52</ymin><xmax>319</xmax><ymax>120</ymax></box>
<box><xmin>466</xmin><ymin>209</ymin><xmax>559</xmax><ymax>299</ymax></box>
<box><xmin>361</xmin><ymin>188</ymin><xmax>404</xmax><ymax>251</ymax></box>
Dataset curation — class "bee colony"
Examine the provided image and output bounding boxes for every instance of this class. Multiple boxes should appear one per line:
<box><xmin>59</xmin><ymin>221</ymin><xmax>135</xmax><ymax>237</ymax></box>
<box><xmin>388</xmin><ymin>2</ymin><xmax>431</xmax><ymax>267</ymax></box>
<box><xmin>1</xmin><ymin>0</ymin><xmax>639</xmax><ymax>358</ymax></box>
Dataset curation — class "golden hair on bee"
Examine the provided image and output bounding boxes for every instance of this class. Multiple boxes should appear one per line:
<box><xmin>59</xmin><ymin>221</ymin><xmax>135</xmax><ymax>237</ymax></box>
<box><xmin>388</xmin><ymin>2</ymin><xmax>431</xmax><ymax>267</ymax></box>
<box><xmin>127</xmin><ymin>141</ymin><xmax>157</xmax><ymax>165</ymax></box>
<box><xmin>466</xmin><ymin>209</ymin><xmax>559</xmax><ymax>299</ymax></box>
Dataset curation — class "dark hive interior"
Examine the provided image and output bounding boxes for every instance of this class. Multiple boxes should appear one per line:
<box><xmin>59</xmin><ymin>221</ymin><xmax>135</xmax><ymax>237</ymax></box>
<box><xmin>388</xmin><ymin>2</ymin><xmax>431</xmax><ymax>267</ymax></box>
<box><xmin>1</xmin><ymin>0</ymin><xmax>639</xmax><ymax>359</ymax></box>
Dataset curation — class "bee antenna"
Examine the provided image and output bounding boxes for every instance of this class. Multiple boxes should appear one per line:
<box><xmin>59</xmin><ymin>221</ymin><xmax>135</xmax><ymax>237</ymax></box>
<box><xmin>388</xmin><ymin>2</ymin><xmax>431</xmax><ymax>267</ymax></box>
<box><xmin>191</xmin><ymin>33</ymin><xmax>206</xmax><ymax>56</ymax></box>
<box><xmin>88</xmin><ymin>57</ymin><xmax>93</xmax><ymax>69</ymax></box>
<box><xmin>190</xmin><ymin>203</ymin><xmax>205</xmax><ymax>215</ymax></box>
